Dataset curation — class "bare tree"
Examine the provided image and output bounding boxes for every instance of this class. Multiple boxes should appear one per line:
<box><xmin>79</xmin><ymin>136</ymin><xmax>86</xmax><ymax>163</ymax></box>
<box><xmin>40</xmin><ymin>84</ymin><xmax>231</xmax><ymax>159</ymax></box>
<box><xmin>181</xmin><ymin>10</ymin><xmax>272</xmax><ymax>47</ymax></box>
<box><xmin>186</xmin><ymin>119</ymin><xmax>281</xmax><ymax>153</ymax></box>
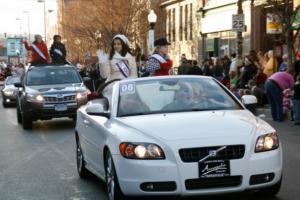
<box><xmin>60</xmin><ymin>0</ymin><xmax>151</xmax><ymax>62</ymax></box>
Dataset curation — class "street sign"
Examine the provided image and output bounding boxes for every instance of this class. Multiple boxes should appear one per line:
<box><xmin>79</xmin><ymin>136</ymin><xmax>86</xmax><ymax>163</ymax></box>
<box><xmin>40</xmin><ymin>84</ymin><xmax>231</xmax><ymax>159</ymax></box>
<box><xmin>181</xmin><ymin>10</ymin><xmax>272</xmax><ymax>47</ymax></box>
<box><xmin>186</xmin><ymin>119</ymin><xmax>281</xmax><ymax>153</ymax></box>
<box><xmin>6</xmin><ymin>38</ymin><xmax>23</xmax><ymax>56</ymax></box>
<box><xmin>232</xmin><ymin>14</ymin><xmax>245</xmax><ymax>32</ymax></box>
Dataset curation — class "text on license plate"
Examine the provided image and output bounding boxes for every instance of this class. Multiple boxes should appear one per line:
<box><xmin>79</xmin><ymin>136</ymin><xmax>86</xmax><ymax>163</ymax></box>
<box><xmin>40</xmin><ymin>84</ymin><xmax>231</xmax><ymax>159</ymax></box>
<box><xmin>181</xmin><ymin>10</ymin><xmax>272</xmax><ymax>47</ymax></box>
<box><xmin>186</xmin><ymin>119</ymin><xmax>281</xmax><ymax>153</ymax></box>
<box><xmin>199</xmin><ymin>160</ymin><xmax>230</xmax><ymax>178</ymax></box>
<box><xmin>55</xmin><ymin>104</ymin><xmax>67</xmax><ymax>111</ymax></box>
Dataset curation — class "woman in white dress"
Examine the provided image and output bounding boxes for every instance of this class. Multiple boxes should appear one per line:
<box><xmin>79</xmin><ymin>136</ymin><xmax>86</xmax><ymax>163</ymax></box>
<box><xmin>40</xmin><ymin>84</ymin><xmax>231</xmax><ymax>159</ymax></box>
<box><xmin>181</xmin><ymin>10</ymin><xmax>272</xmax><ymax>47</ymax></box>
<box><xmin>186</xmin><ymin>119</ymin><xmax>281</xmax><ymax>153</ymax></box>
<box><xmin>98</xmin><ymin>34</ymin><xmax>137</xmax><ymax>82</ymax></box>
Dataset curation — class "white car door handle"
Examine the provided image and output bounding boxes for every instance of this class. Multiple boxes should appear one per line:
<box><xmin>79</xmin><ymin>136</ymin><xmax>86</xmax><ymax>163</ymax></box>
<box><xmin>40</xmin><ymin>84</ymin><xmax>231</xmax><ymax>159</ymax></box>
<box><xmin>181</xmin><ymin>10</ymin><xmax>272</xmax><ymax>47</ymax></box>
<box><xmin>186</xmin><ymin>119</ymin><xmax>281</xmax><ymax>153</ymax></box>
<box><xmin>83</xmin><ymin>119</ymin><xmax>90</xmax><ymax>125</ymax></box>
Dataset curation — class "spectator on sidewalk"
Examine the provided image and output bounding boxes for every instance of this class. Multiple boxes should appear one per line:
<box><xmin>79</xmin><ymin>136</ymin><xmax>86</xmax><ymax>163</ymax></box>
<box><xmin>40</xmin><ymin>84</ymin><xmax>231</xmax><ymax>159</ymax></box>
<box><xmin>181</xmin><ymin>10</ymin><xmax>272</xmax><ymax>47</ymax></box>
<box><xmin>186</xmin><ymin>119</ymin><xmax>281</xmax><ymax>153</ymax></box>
<box><xmin>293</xmin><ymin>75</ymin><xmax>300</xmax><ymax>125</ymax></box>
<box><xmin>265</xmin><ymin>70</ymin><xmax>294</xmax><ymax>121</ymax></box>
<box><xmin>248</xmin><ymin>80</ymin><xmax>266</xmax><ymax>106</ymax></box>
<box><xmin>279</xmin><ymin>54</ymin><xmax>288</xmax><ymax>72</ymax></box>
<box><xmin>188</xmin><ymin>60</ymin><xmax>203</xmax><ymax>75</ymax></box>
<box><xmin>23</xmin><ymin>35</ymin><xmax>50</xmax><ymax>66</ymax></box>
<box><xmin>263</xmin><ymin>50</ymin><xmax>278</xmax><ymax>77</ymax></box>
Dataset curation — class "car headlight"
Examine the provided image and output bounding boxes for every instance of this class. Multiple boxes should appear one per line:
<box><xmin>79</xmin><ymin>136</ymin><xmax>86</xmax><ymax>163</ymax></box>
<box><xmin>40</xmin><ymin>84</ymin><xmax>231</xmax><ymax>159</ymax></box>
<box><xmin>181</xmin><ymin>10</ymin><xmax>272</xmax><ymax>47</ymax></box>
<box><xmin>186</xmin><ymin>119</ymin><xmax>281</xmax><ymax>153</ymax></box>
<box><xmin>119</xmin><ymin>143</ymin><xmax>165</xmax><ymax>159</ymax></box>
<box><xmin>255</xmin><ymin>133</ymin><xmax>279</xmax><ymax>153</ymax></box>
<box><xmin>3</xmin><ymin>90</ymin><xmax>13</xmax><ymax>96</ymax></box>
<box><xmin>27</xmin><ymin>94</ymin><xmax>44</xmax><ymax>102</ymax></box>
<box><xmin>76</xmin><ymin>92</ymin><xmax>88</xmax><ymax>100</ymax></box>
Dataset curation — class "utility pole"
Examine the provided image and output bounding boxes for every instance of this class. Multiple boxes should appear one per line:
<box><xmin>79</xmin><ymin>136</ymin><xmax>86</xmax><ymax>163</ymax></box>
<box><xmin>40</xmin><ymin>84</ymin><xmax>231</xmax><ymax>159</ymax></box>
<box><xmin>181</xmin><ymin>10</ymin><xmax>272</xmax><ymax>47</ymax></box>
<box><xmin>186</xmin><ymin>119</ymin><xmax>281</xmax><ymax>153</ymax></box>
<box><xmin>237</xmin><ymin>0</ymin><xmax>243</xmax><ymax>58</ymax></box>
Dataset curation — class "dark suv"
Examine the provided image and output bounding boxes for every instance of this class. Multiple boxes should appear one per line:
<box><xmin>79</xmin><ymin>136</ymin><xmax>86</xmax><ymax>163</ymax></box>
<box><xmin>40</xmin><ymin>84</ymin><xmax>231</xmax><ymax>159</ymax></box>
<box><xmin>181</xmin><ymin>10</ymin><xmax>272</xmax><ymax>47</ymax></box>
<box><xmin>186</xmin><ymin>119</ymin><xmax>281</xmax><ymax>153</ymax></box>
<box><xmin>15</xmin><ymin>65</ymin><xmax>89</xmax><ymax>129</ymax></box>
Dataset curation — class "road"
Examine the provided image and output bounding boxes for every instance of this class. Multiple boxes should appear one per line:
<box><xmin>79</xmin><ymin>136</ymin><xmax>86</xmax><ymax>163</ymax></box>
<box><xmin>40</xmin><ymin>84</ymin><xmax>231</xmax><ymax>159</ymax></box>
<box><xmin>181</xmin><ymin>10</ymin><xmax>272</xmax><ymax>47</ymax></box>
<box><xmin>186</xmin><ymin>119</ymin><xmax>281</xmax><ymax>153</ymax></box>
<box><xmin>0</xmin><ymin>103</ymin><xmax>299</xmax><ymax>200</ymax></box>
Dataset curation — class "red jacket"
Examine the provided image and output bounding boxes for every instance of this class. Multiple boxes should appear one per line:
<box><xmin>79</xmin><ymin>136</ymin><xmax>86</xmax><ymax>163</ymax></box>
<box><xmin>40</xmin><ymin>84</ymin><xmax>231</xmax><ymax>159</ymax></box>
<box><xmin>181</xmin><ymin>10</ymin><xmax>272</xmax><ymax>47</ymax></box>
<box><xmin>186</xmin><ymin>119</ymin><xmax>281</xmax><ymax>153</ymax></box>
<box><xmin>154</xmin><ymin>59</ymin><xmax>173</xmax><ymax>76</ymax></box>
<box><xmin>24</xmin><ymin>41</ymin><xmax>50</xmax><ymax>64</ymax></box>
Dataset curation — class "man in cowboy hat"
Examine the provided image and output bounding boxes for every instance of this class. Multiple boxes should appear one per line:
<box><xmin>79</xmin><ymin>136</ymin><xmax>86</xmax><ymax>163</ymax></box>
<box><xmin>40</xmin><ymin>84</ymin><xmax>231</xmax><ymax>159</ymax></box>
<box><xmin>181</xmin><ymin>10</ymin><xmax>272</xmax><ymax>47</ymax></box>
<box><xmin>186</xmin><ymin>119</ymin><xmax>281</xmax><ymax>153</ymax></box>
<box><xmin>145</xmin><ymin>37</ymin><xmax>173</xmax><ymax>76</ymax></box>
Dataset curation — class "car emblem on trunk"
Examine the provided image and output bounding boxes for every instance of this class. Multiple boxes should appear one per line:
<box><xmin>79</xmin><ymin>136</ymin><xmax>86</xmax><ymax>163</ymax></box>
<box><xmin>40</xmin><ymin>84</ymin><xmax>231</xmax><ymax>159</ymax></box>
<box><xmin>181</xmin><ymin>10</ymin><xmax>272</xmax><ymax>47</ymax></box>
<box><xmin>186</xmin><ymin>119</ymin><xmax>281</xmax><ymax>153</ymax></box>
<box><xmin>199</xmin><ymin>146</ymin><xmax>227</xmax><ymax>163</ymax></box>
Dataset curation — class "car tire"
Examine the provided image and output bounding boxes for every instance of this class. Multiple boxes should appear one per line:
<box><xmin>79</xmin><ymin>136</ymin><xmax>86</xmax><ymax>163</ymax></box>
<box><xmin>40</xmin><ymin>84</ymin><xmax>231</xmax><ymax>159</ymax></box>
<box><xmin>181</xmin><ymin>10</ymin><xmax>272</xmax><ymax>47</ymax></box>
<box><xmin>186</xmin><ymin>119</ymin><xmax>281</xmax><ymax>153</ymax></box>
<box><xmin>76</xmin><ymin>137</ymin><xmax>89</xmax><ymax>179</ymax></box>
<box><xmin>17</xmin><ymin>106</ymin><xmax>22</xmax><ymax>124</ymax></box>
<box><xmin>2</xmin><ymin>101</ymin><xmax>8</xmax><ymax>108</ymax></box>
<box><xmin>255</xmin><ymin>178</ymin><xmax>282</xmax><ymax>197</ymax></box>
<box><xmin>105</xmin><ymin>151</ymin><xmax>126</xmax><ymax>200</ymax></box>
<box><xmin>22</xmin><ymin>113</ymin><xmax>33</xmax><ymax>130</ymax></box>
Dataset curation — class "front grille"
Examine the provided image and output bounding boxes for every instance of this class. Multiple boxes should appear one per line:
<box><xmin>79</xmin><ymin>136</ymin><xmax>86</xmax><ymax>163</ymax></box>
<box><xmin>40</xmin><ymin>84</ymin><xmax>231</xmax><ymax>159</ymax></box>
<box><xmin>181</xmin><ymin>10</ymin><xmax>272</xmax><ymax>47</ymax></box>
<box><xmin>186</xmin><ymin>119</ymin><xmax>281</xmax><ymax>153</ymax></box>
<box><xmin>179</xmin><ymin>145</ymin><xmax>245</xmax><ymax>163</ymax></box>
<box><xmin>44</xmin><ymin>95</ymin><xmax>76</xmax><ymax>103</ymax></box>
<box><xmin>185</xmin><ymin>176</ymin><xmax>242</xmax><ymax>190</ymax></box>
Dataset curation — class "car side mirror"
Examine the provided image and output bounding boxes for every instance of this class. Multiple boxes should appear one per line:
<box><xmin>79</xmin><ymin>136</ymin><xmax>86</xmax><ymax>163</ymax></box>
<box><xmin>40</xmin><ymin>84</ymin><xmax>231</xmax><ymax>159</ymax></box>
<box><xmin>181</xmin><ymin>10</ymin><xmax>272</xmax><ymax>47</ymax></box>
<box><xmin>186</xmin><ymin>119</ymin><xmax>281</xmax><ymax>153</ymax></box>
<box><xmin>86</xmin><ymin>99</ymin><xmax>110</xmax><ymax>118</ymax></box>
<box><xmin>14</xmin><ymin>82</ymin><xmax>23</xmax><ymax>88</ymax></box>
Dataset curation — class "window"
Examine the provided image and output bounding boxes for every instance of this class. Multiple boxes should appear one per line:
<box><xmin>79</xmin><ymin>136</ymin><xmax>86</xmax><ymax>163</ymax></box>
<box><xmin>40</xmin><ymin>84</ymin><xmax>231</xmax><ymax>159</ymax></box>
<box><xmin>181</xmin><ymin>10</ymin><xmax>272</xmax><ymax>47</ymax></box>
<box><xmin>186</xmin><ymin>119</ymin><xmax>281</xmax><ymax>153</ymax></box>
<box><xmin>190</xmin><ymin>3</ymin><xmax>193</xmax><ymax>40</ymax></box>
<box><xmin>172</xmin><ymin>8</ymin><xmax>176</xmax><ymax>42</ymax></box>
<box><xmin>167</xmin><ymin>9</ymin><xmax>172</xmax><ymax>42</ymax></box>
<box><xmin>185</xmin><ymin>5</ymin><xmax>188</xmax><ymax>41</ymax></box>
<box><xmin>180</xmin><ymin>6</ymin><xmax>183</xmax><ymax>41</ymax></box>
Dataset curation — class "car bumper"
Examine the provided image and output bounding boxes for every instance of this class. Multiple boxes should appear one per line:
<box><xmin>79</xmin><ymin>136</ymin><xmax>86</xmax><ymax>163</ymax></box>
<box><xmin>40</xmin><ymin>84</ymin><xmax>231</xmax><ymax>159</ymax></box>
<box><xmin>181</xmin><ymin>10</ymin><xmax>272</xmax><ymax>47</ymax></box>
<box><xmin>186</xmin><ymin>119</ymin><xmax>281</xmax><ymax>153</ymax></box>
<box><xmin>2</xmin><ymin>94</ymin><xmax>17</xmax><ymax>104</ymax></box>
<box><xmin>112</xmin><ymin>146</ymin><xmax>282</xmax><ymax>197</ymax></box>
<box><xmin>23</xmin><ymin>100</ymin><xmax>86</xmax><ymax>120</ymax></box>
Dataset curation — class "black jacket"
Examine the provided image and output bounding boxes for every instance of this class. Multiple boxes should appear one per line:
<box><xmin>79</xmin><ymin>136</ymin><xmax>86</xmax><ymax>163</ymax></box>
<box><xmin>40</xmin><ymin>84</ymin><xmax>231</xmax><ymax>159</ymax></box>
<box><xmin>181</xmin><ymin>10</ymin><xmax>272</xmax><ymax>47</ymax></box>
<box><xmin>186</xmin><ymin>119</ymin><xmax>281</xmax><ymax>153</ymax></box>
<box><xmin>50</xmin><ymin>42</ymin><xmax>67</xmax><ymax>64</ymax></box>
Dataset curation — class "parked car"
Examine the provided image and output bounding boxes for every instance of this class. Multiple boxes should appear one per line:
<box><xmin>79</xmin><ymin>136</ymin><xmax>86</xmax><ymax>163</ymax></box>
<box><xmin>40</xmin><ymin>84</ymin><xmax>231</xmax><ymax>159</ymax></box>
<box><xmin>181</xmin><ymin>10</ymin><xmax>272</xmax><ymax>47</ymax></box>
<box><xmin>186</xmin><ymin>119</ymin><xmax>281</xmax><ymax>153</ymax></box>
<box><xmin>1</xmin><ymin>75</ymin><xmax>20</xmax><ymax>107</ymax></box>
<box><xmin>75</xmin><ymin>76</ymin><xmax>282</xmax><ymax>200</ymax></box>
<box><xmin>15</xmin><ymin>65</ymin><xmax>89</xmax><ymax>129</ymax></box>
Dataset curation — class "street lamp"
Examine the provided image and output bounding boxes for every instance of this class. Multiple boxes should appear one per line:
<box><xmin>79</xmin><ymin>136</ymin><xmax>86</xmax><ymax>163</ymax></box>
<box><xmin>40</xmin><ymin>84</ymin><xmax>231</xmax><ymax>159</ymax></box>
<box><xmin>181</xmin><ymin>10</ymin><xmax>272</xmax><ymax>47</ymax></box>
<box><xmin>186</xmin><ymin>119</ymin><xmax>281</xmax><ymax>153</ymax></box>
<box><xmin>16</xmin><ymin>18</ymin><xmax>22</xmax><ymax>36</ymax></box>
<box><xmin>23</xmin><ymin>11</ymin><xmax>31</xmax><ymax>42</ymax></box>
<box><xmin>37</xmin><ymin>0</ymin><xmax>46</xmax><ymax>42</ymax></box>
<box><xmin>147</xmin><ymin>9</ymin><xmax>157</xmax><ymax>54</ymax></box>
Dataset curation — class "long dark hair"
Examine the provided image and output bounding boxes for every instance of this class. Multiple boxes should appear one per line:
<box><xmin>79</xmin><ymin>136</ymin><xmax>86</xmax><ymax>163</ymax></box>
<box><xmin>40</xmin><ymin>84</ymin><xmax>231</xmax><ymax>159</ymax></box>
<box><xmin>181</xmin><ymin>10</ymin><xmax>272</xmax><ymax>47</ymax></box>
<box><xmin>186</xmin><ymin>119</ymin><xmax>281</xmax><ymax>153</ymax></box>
<box><xmin>109</xmin><ymin>38</ymin><xmax>132</xmax><ymax>60</ymax></box>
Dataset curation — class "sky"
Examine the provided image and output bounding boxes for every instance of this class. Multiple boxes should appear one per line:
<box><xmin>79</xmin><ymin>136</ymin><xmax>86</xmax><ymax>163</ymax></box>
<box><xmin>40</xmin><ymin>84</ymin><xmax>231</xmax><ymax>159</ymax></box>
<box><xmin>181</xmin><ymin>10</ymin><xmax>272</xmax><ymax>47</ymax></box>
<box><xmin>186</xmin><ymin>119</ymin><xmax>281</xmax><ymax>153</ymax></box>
<box><xmin>0</xmin><ymin>0</ymin><xmax>57</xmax><ymax>37</ymax></box>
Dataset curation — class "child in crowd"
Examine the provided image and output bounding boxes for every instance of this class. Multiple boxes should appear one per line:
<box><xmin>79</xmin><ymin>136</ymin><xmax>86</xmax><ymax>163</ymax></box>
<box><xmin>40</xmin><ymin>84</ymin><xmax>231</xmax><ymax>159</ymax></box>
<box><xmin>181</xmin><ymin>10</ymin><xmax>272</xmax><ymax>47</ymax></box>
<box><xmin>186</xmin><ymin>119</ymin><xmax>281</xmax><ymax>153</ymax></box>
<box><xmin>230</xmin><ymin>85</ymin><xmax>241</xmax><ymax>99</ymax></box>
<box><xmin>283</xmin><ymin>88</ymin><xmax>293</xmax><ymax>120</ymax></box>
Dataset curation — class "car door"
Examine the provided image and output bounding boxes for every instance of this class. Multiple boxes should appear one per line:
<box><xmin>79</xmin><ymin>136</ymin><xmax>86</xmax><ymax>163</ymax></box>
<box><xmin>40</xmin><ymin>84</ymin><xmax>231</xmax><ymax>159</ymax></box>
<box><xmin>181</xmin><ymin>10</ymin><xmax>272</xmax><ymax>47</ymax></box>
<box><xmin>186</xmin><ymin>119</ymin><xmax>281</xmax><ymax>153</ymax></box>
<box><xmin>83</xmin><ymin>82</ymin><xmax>115</xmax><ymax>176</ymax></box>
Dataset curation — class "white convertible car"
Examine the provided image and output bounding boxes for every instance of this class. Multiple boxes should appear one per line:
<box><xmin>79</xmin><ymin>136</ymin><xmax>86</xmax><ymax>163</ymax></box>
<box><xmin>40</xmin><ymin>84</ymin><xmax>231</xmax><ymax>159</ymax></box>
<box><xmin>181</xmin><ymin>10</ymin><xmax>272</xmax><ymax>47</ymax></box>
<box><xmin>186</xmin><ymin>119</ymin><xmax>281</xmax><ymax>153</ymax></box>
<box><xmin>75</xmin><ymin>76</ymin><xmax>282</xmax><ymax>200</ymax></box>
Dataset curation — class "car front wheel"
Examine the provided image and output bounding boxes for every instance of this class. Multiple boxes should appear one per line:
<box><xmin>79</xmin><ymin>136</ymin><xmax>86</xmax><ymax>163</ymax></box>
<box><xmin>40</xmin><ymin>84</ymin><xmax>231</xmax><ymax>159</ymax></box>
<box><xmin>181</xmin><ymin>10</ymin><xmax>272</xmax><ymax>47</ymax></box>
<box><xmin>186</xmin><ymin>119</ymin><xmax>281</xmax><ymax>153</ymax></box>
<box><xmin>17</xmin><ymin>106</ymin><xmax>22</xmax><ymax>124</ymax></box>
<box><xmin>76</xmin><ymin>137</ymin><xmax>89</xmax><ymax>179</ymax></box>
<box><xmin>22</xmin><ymin>113</ymin><xmax>32</xmax><ymax>129</ymax></box>
<box><xmin>105</xmin><ymin>151</ymin><xmax>126</xmax><ymax>200</ymax></box>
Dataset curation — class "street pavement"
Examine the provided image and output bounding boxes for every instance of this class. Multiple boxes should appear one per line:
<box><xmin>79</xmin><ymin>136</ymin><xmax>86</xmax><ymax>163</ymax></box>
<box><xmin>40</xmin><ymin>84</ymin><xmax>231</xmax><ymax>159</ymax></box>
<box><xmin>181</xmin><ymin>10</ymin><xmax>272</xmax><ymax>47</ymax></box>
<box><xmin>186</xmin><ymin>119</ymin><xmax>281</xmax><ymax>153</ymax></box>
<box><xmin>0</xmin><ymin>102</ymin><xmax>299</xmax><ymax>200</ymax></box>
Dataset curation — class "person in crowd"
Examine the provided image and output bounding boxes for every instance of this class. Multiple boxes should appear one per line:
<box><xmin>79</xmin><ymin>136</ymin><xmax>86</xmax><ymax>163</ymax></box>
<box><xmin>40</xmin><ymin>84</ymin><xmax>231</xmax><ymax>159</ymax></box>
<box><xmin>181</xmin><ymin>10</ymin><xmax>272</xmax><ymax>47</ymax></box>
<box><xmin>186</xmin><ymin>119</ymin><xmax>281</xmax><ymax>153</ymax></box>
<box><xmin>283</xmin><ymin>88</ymin><xmax>293</xmax><ymax>120</ymax></box>
<box><xmin>50</xmin><ymin>35</ymin><xmax>67</xmax><ymax>64</ymax></box>
<box><xmin>177</xmin><ymin>57</ymin><xmax>190</xmax><ymax>75</ymax></box>
<box><xmin>293</xmin><ymin>75</ymin><xmax>300</xmax><ymax>125</ymax></box>
<box><xmin>97</xmin><ymin>34</ymin><xmax>137</xmax><ymax>81</ymax></box>
<box><xmin>229</xmin><ymin>53</ymin><xmax>237</xmax><ymax>73</ymax></box>
<box><xmin>263</xmin><ymin>50</ymin><xmax>278</xmax><ymax>77</ymax></box>
<box><xmin>248</xmin><ymin>80</ymin><xmax>266</xmax><ymax>106</ymax></box>
<box><xmin>279</xmin><ymin>54</ymin><xmax>288</xmax><ymax>72</ymax></box>
<box><xmin>229</xmin><ymin>71</ymin><xmax>238</xmax><ymax>87</ymax></box>
<box><xmin>257</xmin><ymin>51</ymin><xmax>267</xmax><ymax>70</ymax></box>
<box><xmin>203</xmin><ymin>58</ymin><xmax>213</xmax><ymax>76</ymax></box>
<box><xmin>230</xmin><ymin>85</ymin><xmax>241</xmax><ymax>100</ymax></box>
<box><xmin>265</xmin><ymin>69</ymin><xmax>294</xmax><ymax>121</ymax></box>
<box><xmin>23</xmin><ymin>34</ymin><xmax>50</xmax><ymax>65</ymax></box>
<box><xmin>188</xmin><ymin>60</ymin><xmax>203</xmax><ymax>75</ymax></box>
<box><xmin>222</xmin><ymin>55</ymin><xmax>231</xmax><ymax>77</ymax></box>
<box><xmin>255</xmin><ymin>67</ymin><xmax>268</xmax><ymax>90</ymax></box>
<box><xmin>212</xmin><ymin>58</ymin><xmax>224</xmax><ymax>81</ymax></box>
<box><xmin>145</xmin><ymin>37</ymin><xmax>173</xmax><ymax>76</ymax></box>
<box><xmin>238</xmin><ymin>56</ymin><xmax>257</xmax><ymax>88</ymax></box>
<box><xmin>14</xmin><ymin>63</ymin><xmax>25</xmax><ymax>76</ymax></box>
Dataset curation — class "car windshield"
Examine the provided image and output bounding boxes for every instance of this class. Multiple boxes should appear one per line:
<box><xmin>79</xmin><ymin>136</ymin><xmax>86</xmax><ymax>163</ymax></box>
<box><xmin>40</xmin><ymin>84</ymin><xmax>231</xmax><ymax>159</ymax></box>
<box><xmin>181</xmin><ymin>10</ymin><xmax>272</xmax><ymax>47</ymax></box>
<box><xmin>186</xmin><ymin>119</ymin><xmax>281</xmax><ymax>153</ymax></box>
<box><xmin>6</xmin><ymin>76</ymin><xmax>20</xmax><ymax>85</ymax></box>
<box><xmin>26</xmin><ymin>67</ymin><xmax>81</xmax><ymax>86</ymax></box>
<box><xmin>118</xmin><ymin>78</ymin><xmax>242</xmax><ymax>117</ymax></box>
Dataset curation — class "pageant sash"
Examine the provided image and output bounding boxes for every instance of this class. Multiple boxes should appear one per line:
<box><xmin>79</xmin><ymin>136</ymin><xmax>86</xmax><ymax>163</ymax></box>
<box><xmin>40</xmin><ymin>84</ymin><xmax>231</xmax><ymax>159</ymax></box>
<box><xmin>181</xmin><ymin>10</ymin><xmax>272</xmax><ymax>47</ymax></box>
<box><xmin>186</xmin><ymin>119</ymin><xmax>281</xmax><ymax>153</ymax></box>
<box><xmin>54</xmin><ymin>49</ymin><xmax>63</xmax><ymax>57</ymax></box>
<box><xmin>150</xmin><ymin>54</ymin><xmax>167</xmax><ymax>63</ymax></box>
<box><xmin>32</xmin><ymin>44</ymin><xmax>46</xmax><ymax>60</ymax></box>
<box><xmin>116</xmin><ymin>60</ymin><xmax>130</xmax><ymax>78</ymax></box>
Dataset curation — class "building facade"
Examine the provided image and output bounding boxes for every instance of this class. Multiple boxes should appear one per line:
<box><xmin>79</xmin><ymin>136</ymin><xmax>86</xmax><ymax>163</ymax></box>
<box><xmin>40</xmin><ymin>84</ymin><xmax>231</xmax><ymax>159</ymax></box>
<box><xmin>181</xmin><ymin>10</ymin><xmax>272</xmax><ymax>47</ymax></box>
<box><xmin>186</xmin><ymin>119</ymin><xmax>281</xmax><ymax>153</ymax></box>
<box><xmin>161</xmin><ymin>0</ymin><xmax>201</xmax><ymax>67</ymax></box>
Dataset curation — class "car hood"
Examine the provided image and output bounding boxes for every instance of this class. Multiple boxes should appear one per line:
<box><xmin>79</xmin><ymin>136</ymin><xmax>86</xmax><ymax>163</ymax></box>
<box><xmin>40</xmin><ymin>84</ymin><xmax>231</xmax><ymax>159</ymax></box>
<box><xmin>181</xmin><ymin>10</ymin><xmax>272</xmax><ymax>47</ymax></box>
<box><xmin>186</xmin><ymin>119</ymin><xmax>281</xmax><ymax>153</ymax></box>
<box><xmin>3</xmin><ymin>85</ymin><xmax>17</xmax><ymax>91</ymax></box>
<box><xmin>116</xmin><ymin>110</ymin><xmax>258</xmax><ymax>141</ymax></box>
<box><xmin>26</xmin><ymin>83</ymin><xmax>86</xmax><ymax>95</ymax></box>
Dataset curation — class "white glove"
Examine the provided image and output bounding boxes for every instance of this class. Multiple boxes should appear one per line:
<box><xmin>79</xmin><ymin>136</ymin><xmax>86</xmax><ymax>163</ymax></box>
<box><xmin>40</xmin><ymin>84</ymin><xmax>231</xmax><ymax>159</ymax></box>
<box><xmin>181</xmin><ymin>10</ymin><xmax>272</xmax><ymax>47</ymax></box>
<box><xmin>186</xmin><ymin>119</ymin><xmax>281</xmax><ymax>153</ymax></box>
<box><xmin>96</xmin><ymin>49</ymin><xmax>107</xmax><ymax>64</ymax></box>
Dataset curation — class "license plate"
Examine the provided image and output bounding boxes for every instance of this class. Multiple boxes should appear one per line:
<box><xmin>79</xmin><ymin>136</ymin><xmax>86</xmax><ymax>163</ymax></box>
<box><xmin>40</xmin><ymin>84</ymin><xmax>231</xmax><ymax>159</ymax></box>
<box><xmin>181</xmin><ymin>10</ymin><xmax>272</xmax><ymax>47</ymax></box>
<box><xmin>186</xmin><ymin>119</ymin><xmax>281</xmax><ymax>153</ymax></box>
<box><xmin>199</xmin><ymin>160</ymin><xmax>230</xmax><ymax>178</ymax></box>
<box><xmin>55</xmin><ymin>104</ymin><xmax>67</xmax><ymax>111</ymax></box>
